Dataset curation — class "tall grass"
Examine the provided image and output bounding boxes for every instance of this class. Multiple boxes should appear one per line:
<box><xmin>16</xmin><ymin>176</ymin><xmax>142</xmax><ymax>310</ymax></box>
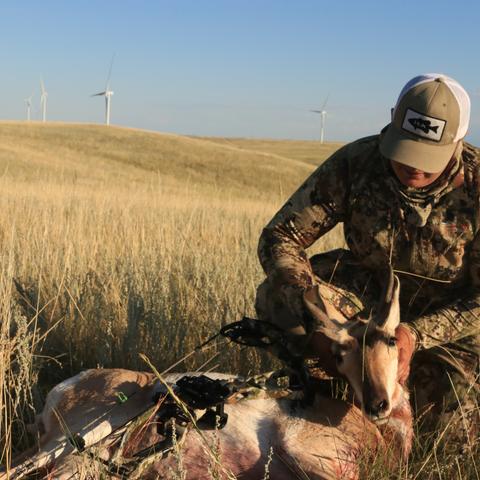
<box><xmin>0</xmin><ymin>167</ymin><xmax>344</xmax><ymax>463</ymax></box>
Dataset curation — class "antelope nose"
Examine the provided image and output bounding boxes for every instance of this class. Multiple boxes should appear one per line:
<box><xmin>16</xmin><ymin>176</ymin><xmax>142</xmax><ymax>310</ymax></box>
<box><xmin>366</xmin><ymin>399</ymin><xmax>389</xmax><ymax>417</ymax></box>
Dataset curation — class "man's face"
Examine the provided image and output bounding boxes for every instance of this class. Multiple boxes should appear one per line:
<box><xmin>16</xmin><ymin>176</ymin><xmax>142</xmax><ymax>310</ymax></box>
<box><xmin>390</xmin><ymin>160</ymin><xmax>444</xmax><ymax>188</ymax></box>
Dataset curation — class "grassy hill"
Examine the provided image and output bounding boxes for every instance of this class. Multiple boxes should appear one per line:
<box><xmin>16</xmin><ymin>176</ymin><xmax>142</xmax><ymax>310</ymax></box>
<box><xmin>0</xmin><ymin>121</ymin><xmax>344</xmax><ymax>199</ymax></box>
<box><xmin>189</xmin><ymin>136</ymin><xmax>345</xmax><ymax>166</ymax></box>
<box><xmin>0</xmin><ymin>120</ymin><xmax>346</xmax><ymax>380</ymax></box>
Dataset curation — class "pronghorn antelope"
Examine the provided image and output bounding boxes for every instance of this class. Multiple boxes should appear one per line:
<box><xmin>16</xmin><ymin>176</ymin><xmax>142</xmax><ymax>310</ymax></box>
<box><xmin>2</xmin><ymin>266</ymin><xmax>413</xmax><ymax>480</ymax></box>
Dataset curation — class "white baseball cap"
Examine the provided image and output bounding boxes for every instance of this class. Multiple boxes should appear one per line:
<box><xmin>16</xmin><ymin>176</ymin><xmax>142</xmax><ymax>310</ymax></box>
<box><xmin>380</xmin><ymin>74</ymin><xmax>470</xmax><ymax>173</ymax></box>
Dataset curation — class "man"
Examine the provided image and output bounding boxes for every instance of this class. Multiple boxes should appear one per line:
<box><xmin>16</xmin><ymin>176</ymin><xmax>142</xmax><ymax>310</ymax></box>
<box><xmin>255</xmin><ymin>74</ymin><xmax>480</xmax><ymax>443</ymax></box>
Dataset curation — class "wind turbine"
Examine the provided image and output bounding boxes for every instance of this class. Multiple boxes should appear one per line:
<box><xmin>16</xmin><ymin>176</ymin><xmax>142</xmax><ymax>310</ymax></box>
<box><xmin>91</xmin><ymin>55</ymin><xmax>115</xmax><ymax>125</ymax></box>
<box><xmin>310</xmin><ymin>93</ymin><xmax>330</xmax><ymax>143</ymax></box>
<box><xmin>40</xmin><ymin>74</ymin><xmax>48</xmax><ymax>122</ymax></box>
<box><xmin>23</xmin><ymin>93</ymin><xmax>34</xmax><ymax>121</ymax></box>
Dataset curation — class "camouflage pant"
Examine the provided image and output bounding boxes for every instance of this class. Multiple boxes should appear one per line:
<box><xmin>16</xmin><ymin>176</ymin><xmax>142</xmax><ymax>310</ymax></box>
<box><xmin>255</xmin><ymin>249</ymin><xmax>480</xmax><ymax>443</ymax></box>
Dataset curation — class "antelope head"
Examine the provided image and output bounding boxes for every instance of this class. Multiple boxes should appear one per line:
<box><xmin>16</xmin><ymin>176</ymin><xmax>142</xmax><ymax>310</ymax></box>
<box><xmin>305</xmin><ymin>265</ymin><xmax>402</xmax><ymax>424</ymax></box>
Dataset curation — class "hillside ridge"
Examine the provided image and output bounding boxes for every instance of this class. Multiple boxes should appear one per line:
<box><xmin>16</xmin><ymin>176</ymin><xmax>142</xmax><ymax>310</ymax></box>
<box><xmin>0</xmin><ymin>121</ymin><xmax>344</xmax><ymax>197</ymax></box>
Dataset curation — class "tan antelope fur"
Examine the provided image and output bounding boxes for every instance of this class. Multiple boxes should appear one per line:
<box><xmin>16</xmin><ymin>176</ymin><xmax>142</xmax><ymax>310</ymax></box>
<box><xmin>2</xmin><ymin>267</ymin><xmax>413</xmax><ymax>480</ymax></box>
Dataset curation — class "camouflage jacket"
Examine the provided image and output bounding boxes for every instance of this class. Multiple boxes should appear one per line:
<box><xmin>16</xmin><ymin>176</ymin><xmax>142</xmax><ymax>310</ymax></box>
<box><xmin>258</xmin><ymin>130</ymin><xmax>480</xmax><ymax>349</ymax></box>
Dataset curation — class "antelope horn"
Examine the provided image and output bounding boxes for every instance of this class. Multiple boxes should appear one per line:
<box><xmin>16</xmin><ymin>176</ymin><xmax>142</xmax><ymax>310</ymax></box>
<box><xmin>373</xmin><ymin>264</ymin><xmax>400</xmax><ymax>330</ymax></box>
<box><xmin>381</xmin><ymin>264</ymin><xmax>395</xmax><ymax>305</ymax></box>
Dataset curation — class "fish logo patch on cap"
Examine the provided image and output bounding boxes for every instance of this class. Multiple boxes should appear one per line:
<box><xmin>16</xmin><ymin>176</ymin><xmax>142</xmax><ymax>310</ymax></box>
<box><xmin>402</xmin><ymin>108</ymin><xmax>446</xmax><ymax>142</ymax></box>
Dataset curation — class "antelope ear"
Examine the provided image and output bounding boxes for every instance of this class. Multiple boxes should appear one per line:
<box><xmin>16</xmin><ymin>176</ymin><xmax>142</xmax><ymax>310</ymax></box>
<box><xmin>304</xmin><ymin>286</ymin><xmax>344</xmax><ymax>342</ymax></box>
<box><xmin>373</xmin><ymin>265</ymin><xmax>401</xmax><ymax>331</ymax></box>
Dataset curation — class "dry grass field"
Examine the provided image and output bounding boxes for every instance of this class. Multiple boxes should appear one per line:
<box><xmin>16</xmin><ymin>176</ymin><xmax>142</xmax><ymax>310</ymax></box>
<box><xmin>0</xmin><ymin>121</ymin><xmax>345</xmax><ymax>467</ymax></box>
<box><xmin>0</xmin><ymin>121</ymin><xmax>478</xmax><ymax>479</ymax></box>
<box><xmin>189</xmin><ymin>136</ymin><xmax>345</xmax><ymax>166</ymax></box>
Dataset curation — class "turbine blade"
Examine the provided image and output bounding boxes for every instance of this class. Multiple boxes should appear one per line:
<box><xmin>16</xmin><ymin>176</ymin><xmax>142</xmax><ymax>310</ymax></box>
<box><xmin>105</xmin><ymin>54</ymin><xmax>115</xmax><ymax>92</ymax></box>
<box><xmin>310</xmin><ymin>110</ymin><xmax>322</xmax><ymax>113</ymax></box>
<box><xmin>322</xmin><ymin>93</ymin><xmax>330</xmax><ymax>111</ymax></box>
<box><xmin>40</xmin><ymin>74</ymin><xmax>45</xmax><ymax>94</ymax></box>
<box><xmin>91</xmin><ymin>92</ymin><xmax>106</xmax><ymax>97</ymax></box>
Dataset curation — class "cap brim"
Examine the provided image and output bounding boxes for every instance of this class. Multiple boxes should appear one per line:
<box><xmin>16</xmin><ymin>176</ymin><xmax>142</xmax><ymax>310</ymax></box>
<box><xmin>379</xmin><ymin>124</ymin><xmax>457</xmax><ymax>174</ymax></box>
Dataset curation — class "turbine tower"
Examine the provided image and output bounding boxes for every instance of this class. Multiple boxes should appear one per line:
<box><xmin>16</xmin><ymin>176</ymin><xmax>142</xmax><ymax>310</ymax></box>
<box><xmin>310</xmin><ymin>93</ymin><xmax>330</xmax><ymax>143</ymax></box>
<box><xmin>40</xmin><ymin>74</ymin><xmax>48</xmax><ymax>122</ymax></box>
<box><xmin>91</xmin><ymin>55</ymin><xmax>115</xmax><ymax>125</ymax></box>
<box><xmin>23</xmin><ymin>93</ymin><xmax>34</xmax><ymax>121</ymax></box>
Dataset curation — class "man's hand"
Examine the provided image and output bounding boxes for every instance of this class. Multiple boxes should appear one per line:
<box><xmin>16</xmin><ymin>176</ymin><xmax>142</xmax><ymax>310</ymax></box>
<box><xmin>395</xmin><ymin>324</ymin><xmax>415</xmax><ymax>385</ymax></box>
<box><xmin>312</xmin><ymin>331</ymin><xmax>343</xmax><ymax>378</ymax></box>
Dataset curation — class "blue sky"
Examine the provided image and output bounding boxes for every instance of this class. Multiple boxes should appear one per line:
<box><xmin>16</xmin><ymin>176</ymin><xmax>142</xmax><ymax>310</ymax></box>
<box><xmin>2</xmin><ymin>1</ymin><xmax>480</xmax><ymax>145</ymax></box>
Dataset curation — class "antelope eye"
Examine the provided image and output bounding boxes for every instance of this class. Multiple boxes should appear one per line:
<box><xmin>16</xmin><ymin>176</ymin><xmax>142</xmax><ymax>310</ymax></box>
<box><xmin>389</xmin><ymin>337</ymin><xmax>397</xmax><ymax>347</ymax></box>
<box><xmin>334</xmin><ymin>354</ymin><xmax>343</xmax><ymax>364</ymax></box>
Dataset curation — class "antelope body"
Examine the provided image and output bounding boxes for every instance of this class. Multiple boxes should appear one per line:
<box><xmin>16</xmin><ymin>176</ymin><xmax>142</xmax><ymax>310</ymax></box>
<box><xmin>3</xmin><ymin>268</ymin><xmax>413</xmax><ymax>480</ymax></box>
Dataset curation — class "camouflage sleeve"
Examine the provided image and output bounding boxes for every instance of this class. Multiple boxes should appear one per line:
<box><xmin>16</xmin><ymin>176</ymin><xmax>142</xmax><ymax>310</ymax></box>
<box><xmin>410</xmin><ymin>293</ymin><xmax>480</xmax><ymax>349</ymax></box>
<box><xmin>257</xmin><ymin>149</ymin><xmax>351</xmax><ymax>334</ymax></box>
<box><xmin>411</xmin><ymin>231</ymin><xmax>480</xmax><ymax>349</ymax></box>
